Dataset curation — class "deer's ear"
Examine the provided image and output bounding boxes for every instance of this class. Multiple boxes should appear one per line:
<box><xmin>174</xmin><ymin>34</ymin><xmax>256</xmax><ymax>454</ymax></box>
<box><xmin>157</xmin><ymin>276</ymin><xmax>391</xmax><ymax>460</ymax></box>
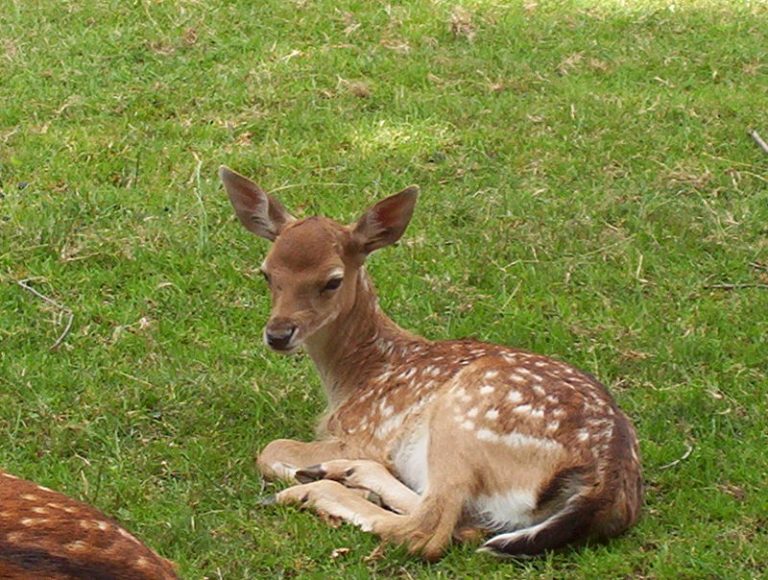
<box><xmin>352</xmin><ymin>186</ymin><xmax>419</xmax><ymax>254</ymax></box>
<box><xmin>219</xmin><ymin>166</ymin><xmax>294</xmax><ymax>241</ymax></box>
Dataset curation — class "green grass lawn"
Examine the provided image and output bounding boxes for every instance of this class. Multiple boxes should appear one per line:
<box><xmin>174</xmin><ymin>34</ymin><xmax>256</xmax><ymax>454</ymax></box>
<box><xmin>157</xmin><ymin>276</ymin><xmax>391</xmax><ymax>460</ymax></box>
<box><xmin>1</xmin><ymin>0</ymin><xmax>767</xmax><ymax>577</ymax></box>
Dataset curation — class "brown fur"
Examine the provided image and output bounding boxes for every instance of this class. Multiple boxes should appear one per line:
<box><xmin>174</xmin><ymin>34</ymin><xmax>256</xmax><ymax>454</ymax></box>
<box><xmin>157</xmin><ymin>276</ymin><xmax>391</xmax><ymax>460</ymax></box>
<box><xmin>220</xmin><ymin>166</ymin><xmax>643</xmax><ymax>560</ymax></box>
<box><xmin>0</xmin><ymin>470</ymin><xmax>177</xmax><ymax>579</ymax></box>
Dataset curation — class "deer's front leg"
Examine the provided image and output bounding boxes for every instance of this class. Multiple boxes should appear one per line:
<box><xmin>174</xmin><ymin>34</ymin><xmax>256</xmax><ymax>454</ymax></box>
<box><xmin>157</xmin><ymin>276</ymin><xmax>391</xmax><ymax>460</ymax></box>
<box><xmin>295</xmin><ymin>459</ymin><xmax>420</xmax><ymax>515</ymax></box>
<box><xmin>276</xmin><ymin>479</ymin><xmax>406</xmax><ymax>535</ymax></box>
<box><xmin>257</xmin><ymin>438</ymin><xmax>348</xmax><ymax>482</ymax></box>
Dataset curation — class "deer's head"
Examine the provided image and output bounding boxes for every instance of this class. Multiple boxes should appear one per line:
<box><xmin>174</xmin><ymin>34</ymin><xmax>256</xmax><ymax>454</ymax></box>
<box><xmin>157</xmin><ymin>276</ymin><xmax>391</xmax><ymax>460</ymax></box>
<box><xmin>220</xmin><ymin>166</ymin><xmax>418</xmax><ymax>354</ymax></box>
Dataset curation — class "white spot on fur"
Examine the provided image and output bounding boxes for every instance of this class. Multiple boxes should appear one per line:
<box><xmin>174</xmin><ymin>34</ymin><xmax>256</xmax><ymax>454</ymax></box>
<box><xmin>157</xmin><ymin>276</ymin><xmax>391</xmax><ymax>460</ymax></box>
<box><xmin>20</xmin><ymin>494</ymin><xmax>38</xmax><ymax>501</ymax></box>
<box><xmin>546</xmin><ymin>420</ymin><xmax>560</xmax><ymax>432</ymax></box>
<box><xmin>485</xmin><ymin>408</ymin><xmax>499</xmax><ymax>420</ymax></box>
<box><xmin>456</xmin><ymin>388</ymin><xmax>471</xmax><ymax>402</ymax></box>
<box><xmin>136</xmin><ymin>556</ymin><xmax>149</xmax><ymax>568</ymax></box>
<box><xmin>600</xmin><ymin>425</ymin><xmax>614</xmax><ymax>440</ymax></box>
<box><xmin>476</xmin><ymin>428</ymin><xmax>499</xmax><ymax>442</ymax></box>
<box><xmin>530</xmin><ymin>407</ymin><xmax>545</xmax><ymax>419</ymax></box>
<box><xmin>467</xmin><ymin>407</ymin><xmax>479</xmax><ymax>418</ymax></box>
<box><xmin>513</xmin><ymin>404</ymin><xmax>532</xmax><ymax>415</ymax></box>
<box><xmin>577</xmin><ymin>429</ymin><xmax>591</xmax><ymax>442</ymax></box>
<box><xmin>479</xmin><ymin>385</ymin><xmax>495</xmax><ymax>395</ymax></box>
<box><xmin>507</xmin><ymin>390</ymin><xmax>523</xmax><ymax>403</ymax></box>
<box><xmin>66</xmin><ymin>541</ymin><xmax>88</xmax><ymax>552</ymax></box>
<box><xmin>509</xmin><ymin>373</ymin><xmax>525</xmax><ymax>383</ymax></box>
<box><xmin>377</xmin><ymin>370</ymin><xmax>394</xmax><ymax>383</ymax></box>
<box><xmin>485</xmin><ymin>370</ymin><xmax>499</xmax><ymax>379</ymax></box>
<box><xmin>532</xmin><ymin>385</ymin><xmax>546</xmax><ymax>397</ymax></box>
<box><xmin>461</xmin><ymin>420</ymin><xmax>475</xmax><ymax>431</ymax></box>
<box><xmin>31</xmin><ymin>507</ymin><xmax>49</xmax><ymax>514</ymax></box>
<box><xmin>589</xmin><ymin>418</ymin><xmax>609</xmax><ymax>429</ymax></box>
<box><xmin>501</xmin><ymin>432</ymin><xmax>561</xmax><ymax>451</ymax></box>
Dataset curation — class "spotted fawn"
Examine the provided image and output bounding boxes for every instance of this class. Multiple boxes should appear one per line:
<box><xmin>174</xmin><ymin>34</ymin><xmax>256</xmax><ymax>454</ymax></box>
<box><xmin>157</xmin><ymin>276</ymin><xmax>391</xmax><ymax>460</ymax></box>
<box><xmin>220</xmin><ymin>166</ymin><xmax>643</xmax><ymax>560</ymax></box>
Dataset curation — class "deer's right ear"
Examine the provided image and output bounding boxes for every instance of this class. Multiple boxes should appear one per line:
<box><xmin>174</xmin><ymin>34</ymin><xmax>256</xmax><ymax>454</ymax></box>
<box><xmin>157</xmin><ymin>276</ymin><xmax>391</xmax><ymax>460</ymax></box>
<box><xmin>219</xmin><ymin>166</ymin><xmax>294</xmax><ymax>241</ymax></box>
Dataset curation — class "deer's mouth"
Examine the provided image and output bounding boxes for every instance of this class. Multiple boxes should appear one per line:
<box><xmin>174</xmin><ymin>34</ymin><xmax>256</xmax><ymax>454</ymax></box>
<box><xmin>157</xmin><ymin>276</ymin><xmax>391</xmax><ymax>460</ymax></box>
<box><xmin>270</xmin><ymin>343</ymin><xmax>300</xmax><ymax>355</ymax></box>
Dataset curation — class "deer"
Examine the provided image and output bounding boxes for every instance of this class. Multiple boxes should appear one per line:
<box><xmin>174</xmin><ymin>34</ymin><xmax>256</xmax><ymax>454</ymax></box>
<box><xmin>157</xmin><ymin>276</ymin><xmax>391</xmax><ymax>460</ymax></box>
<box><xmin>220</xmin><ymin>166</ymin><xmax>643</xmax><ymax>561</ymax></box>
<box><xmin>0</xmin><ymin>469</ymin><xmax>178</xmax><ymax>579</ymax></box>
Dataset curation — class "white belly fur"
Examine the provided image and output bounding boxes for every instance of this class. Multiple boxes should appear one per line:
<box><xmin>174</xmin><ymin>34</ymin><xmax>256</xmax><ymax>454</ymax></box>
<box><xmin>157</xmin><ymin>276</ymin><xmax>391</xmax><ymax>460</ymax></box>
<box><xmin>392</xmin><ymin>423</ymin><xmax>430</xmax><ymax>494</ymax></box>
<box><xmin>391</xmin><ymin>423</ymin><xmax>537</xmax><ymax>533</ymax></box>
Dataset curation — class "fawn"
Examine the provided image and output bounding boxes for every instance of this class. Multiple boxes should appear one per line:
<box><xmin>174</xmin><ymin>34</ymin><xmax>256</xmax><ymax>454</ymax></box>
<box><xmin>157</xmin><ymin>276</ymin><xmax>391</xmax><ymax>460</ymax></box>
<box><xmin>220</xmin><ymin>166</ymin><xmax>643</xmax><ymax>560</ymax></box>
<box><xmin>0</xmin><ymin>469</ymin><xmax>177</xmax><ymax>579</ymax></box>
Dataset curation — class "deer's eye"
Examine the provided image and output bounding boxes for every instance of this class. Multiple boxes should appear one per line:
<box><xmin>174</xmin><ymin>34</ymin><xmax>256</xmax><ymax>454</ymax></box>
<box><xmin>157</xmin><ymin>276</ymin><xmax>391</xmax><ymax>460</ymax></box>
<box><xmin>322</xmin><ymin>277</ymin><xmax>343</xmax><ymax>292</ymax></box>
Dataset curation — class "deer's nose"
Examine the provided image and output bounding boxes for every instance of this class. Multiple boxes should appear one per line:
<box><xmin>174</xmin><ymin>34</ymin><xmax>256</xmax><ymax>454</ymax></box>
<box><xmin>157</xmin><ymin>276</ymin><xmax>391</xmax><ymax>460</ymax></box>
<box><xmin>265</xmin><ymin>324</ymin><xmax>297</xmax><ymax>351</ymax></box>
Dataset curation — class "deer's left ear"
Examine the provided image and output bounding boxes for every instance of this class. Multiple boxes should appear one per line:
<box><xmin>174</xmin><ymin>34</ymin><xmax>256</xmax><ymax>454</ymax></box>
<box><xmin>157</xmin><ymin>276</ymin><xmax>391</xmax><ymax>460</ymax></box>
<box><xmin>352</xmin><ymin>186</ymin><xmax>419</xmax><ymax>255</ymax></box>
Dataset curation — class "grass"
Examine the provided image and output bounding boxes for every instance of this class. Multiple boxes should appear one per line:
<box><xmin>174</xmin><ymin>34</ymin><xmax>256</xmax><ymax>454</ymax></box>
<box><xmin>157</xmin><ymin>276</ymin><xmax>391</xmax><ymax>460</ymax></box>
<box><xmin>1</xmin><ymin>0</ymin><xmax>767</xmax><ymax>577</ymax></box>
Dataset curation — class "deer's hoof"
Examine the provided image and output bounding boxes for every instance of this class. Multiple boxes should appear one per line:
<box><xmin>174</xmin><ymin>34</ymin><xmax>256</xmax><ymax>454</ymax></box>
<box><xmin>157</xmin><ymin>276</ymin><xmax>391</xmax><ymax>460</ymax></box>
<box><xmin>294</xmin><ymin>464</ymin><xmax>327</xmax><ymax>484</ymax></box>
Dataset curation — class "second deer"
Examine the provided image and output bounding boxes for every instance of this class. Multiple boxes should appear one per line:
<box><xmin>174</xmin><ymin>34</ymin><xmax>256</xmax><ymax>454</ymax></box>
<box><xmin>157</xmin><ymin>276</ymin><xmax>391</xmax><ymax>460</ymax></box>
<box><xmin>220</xmin><ymin>166</ymin><xmax>643</xmax><ymax>560</ymax></box>
<box><xmin>0</xmin><ymin>469</ymin><xmax>177</xmax><ymax>579</ymax></box>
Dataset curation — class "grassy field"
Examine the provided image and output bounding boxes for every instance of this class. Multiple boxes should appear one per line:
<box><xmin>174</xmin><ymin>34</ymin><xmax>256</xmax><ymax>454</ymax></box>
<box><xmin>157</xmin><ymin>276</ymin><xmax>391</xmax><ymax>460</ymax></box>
<box><xmin>1</xmin><ymin>0</ymin><xmax>767</xmax><ymax>577</ymax></box>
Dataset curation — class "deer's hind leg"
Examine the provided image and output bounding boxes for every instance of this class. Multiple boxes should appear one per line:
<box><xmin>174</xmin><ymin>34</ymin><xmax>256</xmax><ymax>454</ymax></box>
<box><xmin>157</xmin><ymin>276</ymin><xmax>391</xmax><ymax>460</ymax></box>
<box><xmin>370</xmin><ymin>392</ymin><xmax>499</xmax><ymax>560</ymax></box>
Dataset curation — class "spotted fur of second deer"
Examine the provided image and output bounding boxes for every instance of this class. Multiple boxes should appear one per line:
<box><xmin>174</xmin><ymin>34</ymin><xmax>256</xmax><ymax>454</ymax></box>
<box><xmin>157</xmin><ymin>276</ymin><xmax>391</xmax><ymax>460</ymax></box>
<box><xmin>0</xmin><ymin>469</ymin><xmax>177</xmax><ymax>579</ymax></box>
<box><xmin>220</xmin><ymin>166</ymin><xmax>643</xmax><ymax>560</ymax></box>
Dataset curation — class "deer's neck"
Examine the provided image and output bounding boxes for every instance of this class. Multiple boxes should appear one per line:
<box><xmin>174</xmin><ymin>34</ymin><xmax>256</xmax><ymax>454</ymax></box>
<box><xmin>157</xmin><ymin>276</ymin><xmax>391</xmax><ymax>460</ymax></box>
<box><xmin>304</xmin><ymin>268</ymin><xmax>422</xmax><ymax>407</ymax></box>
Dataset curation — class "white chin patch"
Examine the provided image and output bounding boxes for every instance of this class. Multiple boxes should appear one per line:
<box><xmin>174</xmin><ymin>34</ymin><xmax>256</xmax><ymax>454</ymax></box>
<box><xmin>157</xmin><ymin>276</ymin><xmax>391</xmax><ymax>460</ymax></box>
<box><xmin>273</xmin><ymin>345</ymin><xmax>300</xmax><ymax>355</ymax></box>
